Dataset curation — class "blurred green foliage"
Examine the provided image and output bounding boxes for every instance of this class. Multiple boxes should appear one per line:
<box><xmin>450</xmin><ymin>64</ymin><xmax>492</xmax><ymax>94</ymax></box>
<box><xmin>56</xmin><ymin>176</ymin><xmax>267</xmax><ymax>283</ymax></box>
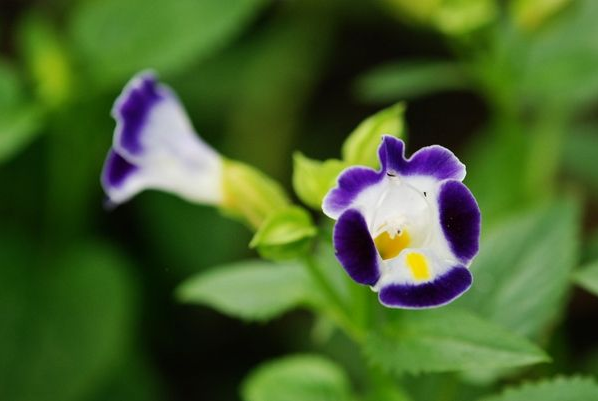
<box><xmin>241</xmin><ymin>354</ymin><xmax>355</xmax><ymax>401</ymax></box>
<box><xmin>2</xmin><ymin>0</ymin><xmax>598</xmax><ymax>400</ymax></box>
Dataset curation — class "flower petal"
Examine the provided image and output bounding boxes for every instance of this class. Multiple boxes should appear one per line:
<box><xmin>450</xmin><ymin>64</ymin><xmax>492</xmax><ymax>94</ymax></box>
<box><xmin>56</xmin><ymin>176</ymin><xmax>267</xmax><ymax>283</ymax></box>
<box><xmin>112</xmin><ymin>71</ymin><xmax>219</xmax><ymax>167</ymax></box>
<box><xmin>378</xmin><ymin>265</ymin><xmax>472</xmax><ymax>309</ymax></box>
<box><xmin>378</xmin><ymin>136</ymin><xmax>466</xmax><ymax>181</ymax></box>
<box><xmin>322</xmin><ymin>166</ymin><xmax>382</xmax><ymax>219</ymax></box>
<box><xmin>103</xmin><ymin>72</ymin><xmax>224</xmax><ymax>207</ymax></box>
<box><xmin>438</xmin><ymin>180</ymin><xmax>481</xmax><ymax>264</ymax></box>
<box><xmin>101</xmin><ymin>149</ymin><xmax>145</xmax><ymax>205</ymax></box>
<box><xmin>405</xmin><ymin>145</ymin><xmax>466</xmax><ymax>181</ymax></box>
<box><xmin>377</xmin><ymin>135</ymin><xmax>406</xmax><ymax>173</ymax></box>
<box><xmin>112</xmin><ymin>71</ymin><xmax>163</xmax><ymax>156</ymax></box>
<box><xmin>333</xmin><ymin>209</ymin><xmax>381</xmax><ymax>286</ymax></box>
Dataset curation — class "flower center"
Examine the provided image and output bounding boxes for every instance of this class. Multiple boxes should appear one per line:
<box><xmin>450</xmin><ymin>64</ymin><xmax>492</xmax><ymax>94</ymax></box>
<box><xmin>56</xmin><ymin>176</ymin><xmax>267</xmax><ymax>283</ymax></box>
<box><xmin>374</xmin><ymin>228</ymin><xmax>410</xmax><ymax>260</ymax></box>
<box><xmin>369</xmin><ymin>177</ymin><xmax>432</xmax><ymax>260</ymax></box>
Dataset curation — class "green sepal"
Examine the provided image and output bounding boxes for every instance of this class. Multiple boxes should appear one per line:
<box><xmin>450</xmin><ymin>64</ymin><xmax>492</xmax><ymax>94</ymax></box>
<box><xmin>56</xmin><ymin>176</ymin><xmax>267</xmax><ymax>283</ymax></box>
<box><xmin>221</xmin><ymin>159</ymin><xmax>290</xmax><ymax>230</ymax></box>
<box><xmin>342</xmin><ymin>102</ymin><xmax>405</xmax><ymax>168</ymax></box>
<box><xmin>292</xmin><ymin>152</ymin><xmax>346</xmax><ymax>210</ymax></box>
<box><xmin>250</xmin><ymin>206</ymin><xmax>317</xmax><ymax>261</ymax></box>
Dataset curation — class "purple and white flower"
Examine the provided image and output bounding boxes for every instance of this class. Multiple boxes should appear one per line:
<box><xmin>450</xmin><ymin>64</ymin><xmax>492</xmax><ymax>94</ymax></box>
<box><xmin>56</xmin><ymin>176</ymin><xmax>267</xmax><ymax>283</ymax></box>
<box><xmin>101</xmin><ymin>71</ymin><xmax>223</xmax><ymax>207</ymax></box>
<box><xmin>323</xmin><ymin>136</ymin><xmax>480</xmax><ymax>309</ymax></box>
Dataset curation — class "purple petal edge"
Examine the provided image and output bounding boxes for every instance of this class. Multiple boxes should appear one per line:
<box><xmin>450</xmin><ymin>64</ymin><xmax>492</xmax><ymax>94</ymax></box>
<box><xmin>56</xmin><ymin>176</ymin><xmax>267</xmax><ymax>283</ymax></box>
<box><xmin>101</xmin><ymin>149</ymin><xmax>138</xmax><ymax>191</ymax></box>
<box><xmin>323</xmin><ymin>137</ymin><xmax>467</xmax><ymax>217</ymax></box>
<box><xmin>378</xmin><ymin>266</ymin><xmax>472</xmax><ymax>309</ymax></box>
<box><xmin>333</xmin><ymin>209</ymin><xmax>381</xmax><ymax>286</ymax></box>
<box><xmin>438</xmin><ymin>180</ymin><xmax>481</xmax><ymax>263</ymax></box>
<box><xmin>113</xmin><ymin>72</ymin><xmax>163</xmax><ymax>155</ymax></box>
<box><xmin>378</xmin><ymin>136</ymin><xmax>466</xmax><ymax>181</ymax></box>
<box><xmin>323</xmin><ymin>166</ymin><xmax>382</xmax><ymax>216</ymax></box>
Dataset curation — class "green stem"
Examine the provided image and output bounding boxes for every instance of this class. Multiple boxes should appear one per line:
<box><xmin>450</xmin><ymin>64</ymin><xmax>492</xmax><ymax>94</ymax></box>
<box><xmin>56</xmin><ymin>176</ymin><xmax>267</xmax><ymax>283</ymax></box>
<box><xmin>524</xmin><ymin>106</ymin><xmax>568</xmax><ymax>202</ymax></box>
<box><xmin>436</xmin><ymin>374</ymin><xmax>459</xmax><ymax>401</ymax></box>
<box><xmin>302</xmin><ymin>254</ymin><xmax>365</xmax><ymax>342</ymax></box>
<box><xmin>365</xmin><ymin>362</ymin><xmax>411</xmax><ymax>401</ymax></box>
<box><xmin>351</xmin><ymin>281</ymin><xmax>369</xmax><ymax>331</ymax></box>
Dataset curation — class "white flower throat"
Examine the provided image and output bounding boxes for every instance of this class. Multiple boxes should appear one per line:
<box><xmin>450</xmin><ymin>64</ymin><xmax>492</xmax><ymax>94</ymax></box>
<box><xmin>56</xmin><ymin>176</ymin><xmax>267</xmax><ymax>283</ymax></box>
<box><xmin>368</xmin><ymin>175</ymin><xmax>433</xmax><ymax>261</ymax></box>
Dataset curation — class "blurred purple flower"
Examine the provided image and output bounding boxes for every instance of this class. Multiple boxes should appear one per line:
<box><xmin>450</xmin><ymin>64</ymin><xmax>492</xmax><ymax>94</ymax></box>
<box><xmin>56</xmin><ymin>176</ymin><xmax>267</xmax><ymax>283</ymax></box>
<box><xmin>101</xmin><ymin>71</ymin><xmax>223</xmax><ymax>207</ymax></box>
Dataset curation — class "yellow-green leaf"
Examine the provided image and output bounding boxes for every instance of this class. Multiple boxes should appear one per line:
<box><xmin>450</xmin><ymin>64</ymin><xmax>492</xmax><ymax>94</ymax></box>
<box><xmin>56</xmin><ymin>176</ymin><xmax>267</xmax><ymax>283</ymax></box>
<box><xmin>342</xmin><ymin>103</ymin><xmax>405</xmax><ymax>168</ymax></box>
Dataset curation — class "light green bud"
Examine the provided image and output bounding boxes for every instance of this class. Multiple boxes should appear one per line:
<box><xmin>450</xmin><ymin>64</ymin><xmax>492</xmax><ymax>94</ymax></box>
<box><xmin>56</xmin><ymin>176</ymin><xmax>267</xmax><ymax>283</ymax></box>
<box><xmin>293</xmin><ymin>152</ymin><xmax>346</xmax><ymax>210</ymax></box>
<box><xmin>249</xmin><ymin>206</ymin><xmax>317</xmax><ymax>261</ymax></box>
<box><xmin>221</xmin><ymin>160</ymin><xmax>290</xmax><ymax>230</ymax></box>
<box><xmin>342</xmin><ymin>102</ymin><xmax>405</xmax><ymax>168</ymax></box>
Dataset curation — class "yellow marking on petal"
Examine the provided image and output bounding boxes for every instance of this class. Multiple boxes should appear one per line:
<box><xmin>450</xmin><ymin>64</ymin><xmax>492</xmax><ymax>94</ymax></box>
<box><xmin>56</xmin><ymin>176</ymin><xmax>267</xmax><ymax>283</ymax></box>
<box><xmin>406</xmin><ymin>252</ymin><xmax>431</xmax><ymax>281</ymax></box>
<box><xmin>374</xmin><ymin>229</ymin><xmax>410</xmax><ymax>260</ymax></box>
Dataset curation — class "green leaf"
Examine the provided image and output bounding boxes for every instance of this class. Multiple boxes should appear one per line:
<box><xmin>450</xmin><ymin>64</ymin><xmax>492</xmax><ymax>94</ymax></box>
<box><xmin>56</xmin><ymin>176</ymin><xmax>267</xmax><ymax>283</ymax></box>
<box><xmin>292</xmin><ymin>153</ymin><xmax>346</xmax><ymax>209</ymax></box>
<box><xmin>573</xmin><ymin>260</ymin><xmax>598</xmax><ymax>296</ymax></box>
<box><xmin>476</xmin><ymin>376</ymin><xmax>598</xmax><ymax>401</ymax></box>
<box><xmin>518</xmin><ymin>0</ymin><xmax>598</xmax><ymax>109</ymax></box>
<box><xmin>457</xmin><ymin>200</ymin><xmax>580</xmax><ymax>339</ymax></box>
<box><xmin>0</xmin><ymin>62</ymin><xmax>21</xmax><ymax>108</ymax></box>
<box><xmin>0</xmin><ymin>62</ymin><xmax>43</xmax><ymax>163</ymax></box>
<box><xmin>70</xmin><ymin>0</ymin><xmax>267</xmax><ymax>85</ymax></box>
<box><xmin>250</xmin><ymin>206</ymin><xmax>317</xmax><ymax>261</ymax></box>
<box><xmin>365</xmin><ymin>368</ymin><xmax>413</xmax><ymax>401</ymax></box>
<box><xmin>364</xmin><ymin>308</ymin><xmax>548</xmax><ymax>375</ymax></box>
<box><xmin>365</xmin><ymin>386</ymin><xmax>412</xmax><ymax>401</ymax></box>
<box><xmin>463</xmin><ymin>125</ymin><xmax>530</xmax><ymax>227</ymax></box>
<box><xmin>403</xmin><ymin>373</ymin><xmax>488</xmax><ymax>401</ymax></box>
<box><xmin>342</xmin><ymin>103</ymin><xmax>405</xmax><ymax>168</ymax></box>
<box><xmin>241</xmin><ymin>354</ymin><xmax>355</xmax><ymax>401</ymax></box>
<box><xmin>0</xmin><ymin>237</ymin><xmax>136</xmax><ymax>401</ymax></box>
<box><xmin>0</xmin><ymin>105</ymin><xmax>43</xmax><ymax>162</ymax></box>
<box><xmin>562</xmin><ymin>128</ymin><xmax>598</xmax><ymax>195</ymax></box>
<box><xmin>176</xmin><ymin>260</ymin><xmax>314</xmax><ymax>321</ymax></box>
<box><xmin>355</xmin><ymin>60</ymin><xmax>469</xmax><ymax>102</ymax></box>
<box><xmin>582</xmin><ymin>228</ymin><xmax>598</xmax><ymax>263</ymax></box>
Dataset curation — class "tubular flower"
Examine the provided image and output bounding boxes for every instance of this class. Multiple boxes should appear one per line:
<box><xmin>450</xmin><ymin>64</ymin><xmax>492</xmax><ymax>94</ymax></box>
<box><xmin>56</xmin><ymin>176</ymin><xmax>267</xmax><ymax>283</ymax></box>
<box><xmin>100</xmin><ymin>72</ymin><xmax>289</xmax><ymax>228</ymax></box>
<box><xmin>101</xmin><ymin>71</ymin><xmax>223</xmax><ymax>207</ymax></box>
<box><xmin>323</xmin><ymin>136</ymin><xmax>480</xmax><ymax>309</ymax></box>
